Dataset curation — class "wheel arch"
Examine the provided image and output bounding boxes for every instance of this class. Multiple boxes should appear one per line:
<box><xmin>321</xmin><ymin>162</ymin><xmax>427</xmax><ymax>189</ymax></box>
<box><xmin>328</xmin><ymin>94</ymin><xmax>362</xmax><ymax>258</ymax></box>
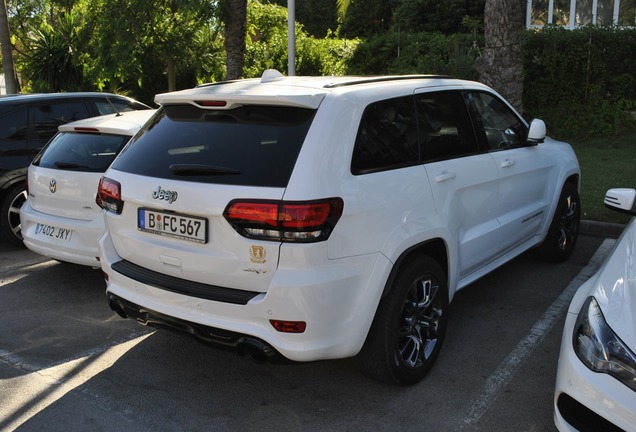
<box><xmin>381</xmin><ymin>238</ymin><xmax>449</xmax><ymax>299</ymax></box>
<box><xmin>0</xmin><ymin>170</ymin><xmax>27</xmax><ymax>197</ymax></box>
<box><xmin>542</xmin><ymin>171</ymin><xmax>580</xmax><ymax>235</ymax></box>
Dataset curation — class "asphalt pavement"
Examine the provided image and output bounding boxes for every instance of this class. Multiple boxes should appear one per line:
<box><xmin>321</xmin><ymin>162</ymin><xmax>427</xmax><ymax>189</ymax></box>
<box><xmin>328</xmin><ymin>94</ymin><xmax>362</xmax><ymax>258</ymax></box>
<box><xmin>0</xmin><ymin>222</ymin><xmax>624</xmax><ymax>432</ymax></box>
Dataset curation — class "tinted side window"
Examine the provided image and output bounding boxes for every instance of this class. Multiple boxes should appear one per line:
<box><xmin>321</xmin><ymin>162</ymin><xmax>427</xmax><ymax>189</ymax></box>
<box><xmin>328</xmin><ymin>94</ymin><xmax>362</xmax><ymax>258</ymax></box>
<box><xmin>0</xmin><ymin>108</ymin><xmax>28</xmax><ymax>141</ymax></box>
<box><xmin>465</xmin><ymin>92</ymin><xmax>527</xmax><ymax>150</ymax></box>
<box><xmin>351</xmin><ymin>96</ymin><xmax>418</xmax><ymax>174</ymax></box>
<box><xmin>112</xmin><ymin>105</ymin><xmax>315</xmax><ymax>188</ymax></box>
<box><xmin>416</xmin><ymin>91</ymin><xmax>478</xmax><ymax>162</ymax></box>
<box><xmin>33</xmin><ymin>102</ymin><xmax>91</xmax><ymax>142</ymax></box>
<box><xmin>33</xmin><ymin>132</ymin><xmax>130</xmax><ymax>172</ymax></box>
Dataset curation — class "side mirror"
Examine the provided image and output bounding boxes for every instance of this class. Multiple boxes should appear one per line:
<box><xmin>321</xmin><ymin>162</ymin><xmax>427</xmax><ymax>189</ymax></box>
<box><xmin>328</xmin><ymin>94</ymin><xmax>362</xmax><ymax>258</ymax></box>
<box><xmin>527</xmin><ymin>119</ymin><xmax>546</xmax><ymax>145</ymax></box>
<box><xmin>604</xmin><ymin>188</ymin><xmax>636</xmax><ymax>215</ymax></box>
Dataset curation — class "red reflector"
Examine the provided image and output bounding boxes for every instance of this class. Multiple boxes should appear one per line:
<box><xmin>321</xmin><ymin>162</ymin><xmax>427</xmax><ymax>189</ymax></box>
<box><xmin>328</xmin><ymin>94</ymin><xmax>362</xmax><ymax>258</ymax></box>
<box><xmin>194</xmin><ymin>100</ymin><xmax>227</xmax><ymax>107</ymax></box>
<box><xmin>270</xmin><ymin>320</ymin><xmax>306</xmax><ymax>333</ymax></box>
<box><xmin>102</xmin><ymin>271</ymin><xmax>109</xmax><ymax>282</ymax></box>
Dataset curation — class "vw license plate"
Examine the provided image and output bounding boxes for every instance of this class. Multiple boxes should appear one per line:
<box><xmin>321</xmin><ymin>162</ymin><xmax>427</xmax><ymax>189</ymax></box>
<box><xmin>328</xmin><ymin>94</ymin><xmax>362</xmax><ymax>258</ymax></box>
<box><xmin>35</xmin><ymin>223</ymin><xmax>73</xmax><ymax>242</ymax></box>
<box><xmin>138</xmin><ymin>208</ymin><xmax>207</xmax><ymax>244</ymax></box>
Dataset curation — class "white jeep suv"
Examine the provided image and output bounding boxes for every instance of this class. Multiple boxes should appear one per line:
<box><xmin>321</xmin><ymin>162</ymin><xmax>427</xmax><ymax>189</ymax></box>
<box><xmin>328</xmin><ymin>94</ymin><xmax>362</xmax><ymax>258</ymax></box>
<box><xmin>98</xmin><ymin>71</ymin><xmax>580</xmax><ymax>384</ymax></box>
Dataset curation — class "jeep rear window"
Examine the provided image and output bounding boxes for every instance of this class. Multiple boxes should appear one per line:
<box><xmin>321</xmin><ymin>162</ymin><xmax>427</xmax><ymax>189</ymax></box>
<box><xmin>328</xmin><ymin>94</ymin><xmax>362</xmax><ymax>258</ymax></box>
<box><xmin>33</xmin><ymin>132</ymin><xmax>131</xmax><ymax>173</ymax></box>
<box><xmin>112</xmin><ymin>104</ymin><xmax>316</xmax><ymax>188</ymax></box>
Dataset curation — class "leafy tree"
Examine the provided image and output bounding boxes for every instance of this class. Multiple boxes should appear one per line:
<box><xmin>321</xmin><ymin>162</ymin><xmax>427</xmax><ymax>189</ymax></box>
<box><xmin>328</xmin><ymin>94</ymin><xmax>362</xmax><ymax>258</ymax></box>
<box><xmin>75</xmin><ymin>0</ymin><xmax>214</xmax><ymax>94</ymax></box>
<box><xmin>393</xmin><ymin>0</ymin><xmax>485</xmax><ymax>34</ymax></box>
<box><xmin>268</xmin><ymin>0</ymin><xmax>338</xmax><ymax>37</ymax></box>
<box><xmin>338</xmin><ymin>0</ymin><xmax>394</xmax><ymax>38</ymax></box>
<box><xmin>244</xmin><ymin>1</ymin><xmax>358</xmax><ymax>77</ymax></box>
<box><xmin>22</xmin><ymin>14</ymin><xmax>83</xmax><ymax>91</ymax></box>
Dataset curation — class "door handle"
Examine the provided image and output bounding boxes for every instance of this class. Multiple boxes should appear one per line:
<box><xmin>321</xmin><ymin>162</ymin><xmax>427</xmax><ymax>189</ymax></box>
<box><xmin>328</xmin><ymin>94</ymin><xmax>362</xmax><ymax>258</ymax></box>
<box><xmin>500</xmin><ymin>159</ymin><xmax>515</xmax><ymax>168</ymax></box>
<box><xmin>435</xmin><ymin>171</ymin><xmax>456</xmax><ymax>183</ymax></box>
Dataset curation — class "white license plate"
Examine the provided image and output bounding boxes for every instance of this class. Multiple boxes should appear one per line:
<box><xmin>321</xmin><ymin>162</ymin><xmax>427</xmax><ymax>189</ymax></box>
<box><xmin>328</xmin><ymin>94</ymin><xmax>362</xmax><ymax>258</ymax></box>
<box><xmin>35</xmin><ymin>223</ymin><xmax>73</xmax><ymax>242</ymax></box>
<box><xmin>137</xmin><ymin>208</ymin><xmax>207</xmax><ymax>244</ymax></box>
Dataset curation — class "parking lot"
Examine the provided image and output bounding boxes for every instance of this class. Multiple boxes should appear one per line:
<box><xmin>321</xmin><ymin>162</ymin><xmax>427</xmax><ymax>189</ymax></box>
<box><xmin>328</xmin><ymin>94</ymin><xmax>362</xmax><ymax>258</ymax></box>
<box><xmin>0</xmin><ymin>233</ymin><xmax>615</xmax><ymax>431</ymax></box>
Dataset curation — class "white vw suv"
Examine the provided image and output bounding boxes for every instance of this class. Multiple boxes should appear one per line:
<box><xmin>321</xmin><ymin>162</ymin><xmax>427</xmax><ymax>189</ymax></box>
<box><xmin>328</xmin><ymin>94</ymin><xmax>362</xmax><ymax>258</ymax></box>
<box><xmin>98</xmin><ymin>71</ymin><xmax>580</xmax><ymax>384</ymax></box>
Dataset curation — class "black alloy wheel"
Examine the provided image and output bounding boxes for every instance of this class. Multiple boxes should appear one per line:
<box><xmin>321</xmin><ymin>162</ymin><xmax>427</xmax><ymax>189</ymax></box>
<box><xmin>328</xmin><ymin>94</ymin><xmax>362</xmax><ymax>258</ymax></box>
<box><xmin>0</xmin><ymin>183</ymin><xmax>27</xmax><ymax>246</ymax></box>
<box><xmin>356</xmin><ymin>255</ymin><xmax>448</xmax><ymax>385</ymax></box>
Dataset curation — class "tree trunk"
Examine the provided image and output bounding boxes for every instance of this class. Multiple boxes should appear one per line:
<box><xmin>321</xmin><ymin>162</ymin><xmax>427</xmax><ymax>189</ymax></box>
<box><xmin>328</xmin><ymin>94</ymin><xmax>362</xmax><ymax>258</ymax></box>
<box><xmin>224</xmin><ymin>0</ymin><xmax>247</xmax><ymax>80</ymax></box>
<box><xmin>167</xmin><ymin>57</ymin><xmax>176</xmax><ymax>92</ymax></box>
<box><xmin>475</xmin><ymin>0</ymin><xmax>525</xmax><ymax>113</ymax></box>
<box><xmin>0</xmin><ymin>0</ymin><xmax>19</xmax><ymax>94</ymax></box>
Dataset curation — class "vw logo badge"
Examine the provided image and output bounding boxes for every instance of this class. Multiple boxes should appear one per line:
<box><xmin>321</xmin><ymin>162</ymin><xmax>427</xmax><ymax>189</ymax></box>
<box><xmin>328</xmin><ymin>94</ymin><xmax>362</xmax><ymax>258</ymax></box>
<box><xmin>49</xmin><ymin>179</ymin><xmax>57</xmax><ymax>193</ymax></box>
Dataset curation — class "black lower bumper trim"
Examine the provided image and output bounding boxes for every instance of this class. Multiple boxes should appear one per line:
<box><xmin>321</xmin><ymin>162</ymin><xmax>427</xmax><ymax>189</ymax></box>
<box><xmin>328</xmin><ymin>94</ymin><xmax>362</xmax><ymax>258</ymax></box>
<box><xmin>108</xmin><ymin>293</ymin><xmax>290</xmax><ymax>364</ymax></box>
<box><xmin>111</xmin><ymin>259</ymin><xmax>260</xmax><ymax>305</ymax></box>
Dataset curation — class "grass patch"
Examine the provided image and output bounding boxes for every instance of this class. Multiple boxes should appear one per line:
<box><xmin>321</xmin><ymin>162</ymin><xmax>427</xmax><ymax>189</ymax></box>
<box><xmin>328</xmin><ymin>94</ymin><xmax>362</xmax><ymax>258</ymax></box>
<box><xmin>568</xmin><ymin>129</ymin><xmax>636</xmax><ymax>225</ymax></box>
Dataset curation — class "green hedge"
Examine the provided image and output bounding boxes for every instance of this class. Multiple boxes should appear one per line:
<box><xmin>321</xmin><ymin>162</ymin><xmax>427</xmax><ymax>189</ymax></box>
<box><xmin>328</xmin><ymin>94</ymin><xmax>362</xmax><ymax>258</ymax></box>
<box><xmin>523</xmin><ymin>26</ymin><xmax>636</xmax><ymax>139</ymax></box>
<box><xmin>345</xmin><ymin>26</ymin><xmax>636</xmax><ymax>138</ymax></box>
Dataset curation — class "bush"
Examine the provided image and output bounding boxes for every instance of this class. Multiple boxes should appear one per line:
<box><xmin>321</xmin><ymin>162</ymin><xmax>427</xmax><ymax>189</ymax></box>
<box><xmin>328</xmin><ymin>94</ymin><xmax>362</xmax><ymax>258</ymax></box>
<box><xmin>244</xmin><ymin>1</ymin><xmax>358</xmax><ymax>78</ymax></box>
<box><xmin>347</xmin><ymin>31</ymin><xmax>481</xmax><ymax>79</ymax></box>
<box><xmin>523</xmin><ymin>26</ymin><xmax>636</xmax><ymax>138</ymax></box>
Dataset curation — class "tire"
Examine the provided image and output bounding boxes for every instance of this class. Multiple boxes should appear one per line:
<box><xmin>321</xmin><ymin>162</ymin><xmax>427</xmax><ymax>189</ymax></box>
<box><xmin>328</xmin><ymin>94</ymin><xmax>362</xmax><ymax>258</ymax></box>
<box><xmin>356</xmin><ymin>255</ymin><xmax>448</xmax><ymax>385</ymax></box>
<box><xmin>0</xmin><ymin>183</ymin><xmax>27</xmax><ymax>246</ymax></box>
<box><xmin>535</xmin><ymin>182</ymin><xmax>580</xmax><ymax>263</ymax></box>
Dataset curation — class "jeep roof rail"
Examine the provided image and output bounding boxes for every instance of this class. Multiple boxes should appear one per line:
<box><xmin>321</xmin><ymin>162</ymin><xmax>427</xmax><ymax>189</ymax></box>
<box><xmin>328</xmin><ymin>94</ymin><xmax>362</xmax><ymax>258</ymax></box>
<box><xmin>323</xmin><ymin>74</ymin><xmax>452</xmax><ymax>88</ymax></box>
<box><xmin>194</xmin><ymin>73</ymin><xmax>453</xmax><ymax>90</ymax></box>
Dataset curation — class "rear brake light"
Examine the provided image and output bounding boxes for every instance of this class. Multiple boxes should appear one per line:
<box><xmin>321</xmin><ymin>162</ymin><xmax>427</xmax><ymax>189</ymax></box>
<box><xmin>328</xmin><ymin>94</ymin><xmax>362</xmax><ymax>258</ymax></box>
<box><xmin>224</xmin><ymin>198</ymin><xmax>343</xmax><ymax>243</ymax></box>
<box><xmin>73</xmin><ymin>127</ymin><xmax>101</xmax><ymax>133</ymax></box>
<box><xmin>96</xmin><ymin>176</ymin><xmax>123</xmax><ymax>214</ymax></box>
<box><xmin>194</xmin><ymin>100</ymin><xmax>227</xmax><ymax>107</ymax></box>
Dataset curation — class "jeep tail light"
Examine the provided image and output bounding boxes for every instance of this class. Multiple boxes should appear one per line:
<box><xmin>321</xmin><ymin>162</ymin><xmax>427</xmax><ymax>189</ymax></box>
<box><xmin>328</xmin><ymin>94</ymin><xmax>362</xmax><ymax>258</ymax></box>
<box><xmin>97</xmin><ymin>176</ymin><xmax>124</xmax><ymax>214</ymax></box>
<box><xmin>224</xmin><ymin>198</ymin><xmax>343</xmax><ymax>243</ymax></box>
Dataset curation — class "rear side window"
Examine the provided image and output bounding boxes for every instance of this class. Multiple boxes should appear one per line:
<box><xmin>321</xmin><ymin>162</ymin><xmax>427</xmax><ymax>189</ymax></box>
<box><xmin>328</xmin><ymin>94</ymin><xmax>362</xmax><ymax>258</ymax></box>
<box><xmin>33</xmin><ymin>102</ymin><xmax>91</xmax><ymax>141</ymax></box>
<box><xmin>351</xmin><ymin>91</ymin><xmax>478</xmax><ymax>174</ymax></box>
<box><xmin>33</xmin><ymin>132</ymin><xmax>131</xmax><ymax>172</ymax></box>
<box><xmin>112</xmin><ymin>105</ymin><xmax>316</xmax><ymax>188</ymax></box>
<box><xmin>351</xmin><ymin>96</ymin><xmax>419</xmax><ymax>174</ymax></box>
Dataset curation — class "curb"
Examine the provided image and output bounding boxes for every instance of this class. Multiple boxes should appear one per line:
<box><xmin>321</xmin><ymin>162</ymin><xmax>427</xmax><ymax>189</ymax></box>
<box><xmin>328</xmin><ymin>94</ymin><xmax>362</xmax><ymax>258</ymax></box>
<box><xmin>580</xmin><ymin>220</ymin><xmax>626</xmax><ymax>239</ymax></box>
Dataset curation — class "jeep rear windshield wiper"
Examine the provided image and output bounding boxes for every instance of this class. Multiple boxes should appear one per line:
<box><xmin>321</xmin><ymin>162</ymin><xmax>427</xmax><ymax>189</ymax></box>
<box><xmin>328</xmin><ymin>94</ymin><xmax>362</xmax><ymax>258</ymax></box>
<box><xmin>54</xmin><ymin>161</ymin><xmax>89</xmax><ymax>169</ymax></box>
<box><xmin>168</xmin><ymin>163</ymin><xmax>240</xmax><ymax>176</ymax></box>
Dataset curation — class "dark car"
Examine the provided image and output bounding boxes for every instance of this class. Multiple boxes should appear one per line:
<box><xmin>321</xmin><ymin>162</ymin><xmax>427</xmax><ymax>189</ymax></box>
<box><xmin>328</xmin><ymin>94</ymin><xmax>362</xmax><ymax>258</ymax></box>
<box><xmin>0</xmin><ymin>92</ymin><xmax>151</xmax><ymax>245</ymax></box>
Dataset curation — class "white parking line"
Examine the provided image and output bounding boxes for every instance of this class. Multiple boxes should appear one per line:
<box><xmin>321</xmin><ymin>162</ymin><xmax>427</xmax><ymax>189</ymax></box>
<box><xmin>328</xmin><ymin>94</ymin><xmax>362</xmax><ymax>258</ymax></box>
<box><xmin>460</xmin><ymin>239</ymin><xmax>615</xmax><ymax>428</ymax></box>
<box><xmin>0</xmin><ymin>257</ymin><xmax>53</xmax><ymax>277</ymax></box>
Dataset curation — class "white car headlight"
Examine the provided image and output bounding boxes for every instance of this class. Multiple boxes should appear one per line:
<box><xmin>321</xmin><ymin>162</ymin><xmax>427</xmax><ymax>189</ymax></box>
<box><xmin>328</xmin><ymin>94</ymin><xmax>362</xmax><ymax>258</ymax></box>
<box><xmin>573</xmin><ymin>296</ymin><xmax>636</xmax><ymax>391</ymax></box>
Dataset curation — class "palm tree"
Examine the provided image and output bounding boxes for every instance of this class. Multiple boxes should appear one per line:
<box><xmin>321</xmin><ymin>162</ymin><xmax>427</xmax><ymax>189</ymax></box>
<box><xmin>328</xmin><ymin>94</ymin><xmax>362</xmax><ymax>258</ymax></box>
<box><xmin>337</xmin><ymin>0</ymin><xmax>350</xmax><ymax>22</ymax></box>
<box><xmin>474</xmin><ymin>0</ymin><xmax>525</xmax><ymax>113</ymax></box>
<box><xmin>0</xmin><ymin>0</ymin><xmax>20</xmax><ymax>94</ymax></box>
<box><xmin>223</xmin><ymin>0</ymin><xmax>247</xmax><ymax>80</ymax></box>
